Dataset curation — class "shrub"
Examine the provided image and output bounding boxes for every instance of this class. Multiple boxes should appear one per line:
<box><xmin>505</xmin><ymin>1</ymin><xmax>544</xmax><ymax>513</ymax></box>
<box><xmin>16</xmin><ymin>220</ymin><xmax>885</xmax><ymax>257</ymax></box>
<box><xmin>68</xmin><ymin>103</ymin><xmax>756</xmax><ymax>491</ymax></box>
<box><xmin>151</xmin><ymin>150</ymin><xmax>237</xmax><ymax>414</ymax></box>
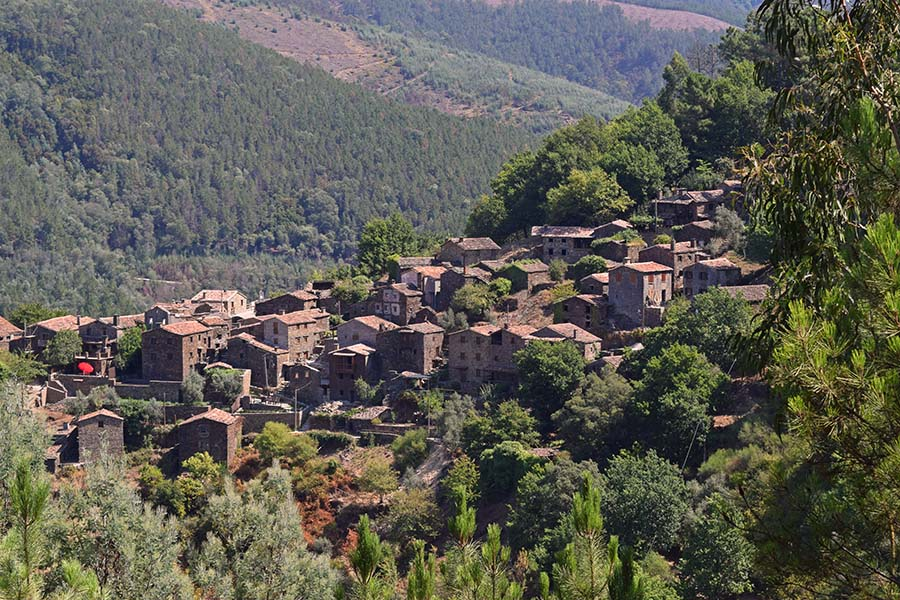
<box><xmin>569</xmin><ymin>255</ymin><xmax>607</xmax><ymax>281</ymax></box>
<box><xmin>391</xmin><ymin>428</ymin><xmax>429</xmax><ymax>472</ymax></box>
<box><xmin>548</xmin><ymin>259</ymin><xmax>568</xmax><ymax>282</ymax></box>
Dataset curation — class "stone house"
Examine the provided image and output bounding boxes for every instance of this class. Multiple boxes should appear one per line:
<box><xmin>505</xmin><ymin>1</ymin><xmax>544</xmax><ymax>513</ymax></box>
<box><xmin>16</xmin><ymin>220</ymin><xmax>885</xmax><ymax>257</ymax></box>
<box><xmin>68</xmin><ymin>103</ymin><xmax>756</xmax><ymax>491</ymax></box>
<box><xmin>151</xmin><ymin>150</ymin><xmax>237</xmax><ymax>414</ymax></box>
<box><xmin>674</xmin><ymin>220</ymin><xmax>716</xmax><ymax>247</ymax></box>
<box><xmin>654</xmin><ymin>189</ymin><xmax>729</xmax><ymax>227</ymax></box>
<box><xmin>447</xmin><ymin>324</ymin><xmax>535</xmax><ymax>394</ymax></box>
<box><xmin>578</xmin><ymin>273</ymin><xmax>608</xmax><ymax>295</ymax></box>
<box><xmin>531</xmin><ymin>226</ymin><xmax>596</xmax><ymax>263</ymax></box>
<box><xmin>255</xmin><ymin>290</ymin><xmax>318</xmax><ymax>316</ymax></box>
<box><xmin>223</xmin><ymin>333</ymin><xmax>289</xmax><ymax>388</ymax></box>
<box><xmin>720</xmin><ymin>284</ymin><xmax>770</xmax><ymax>306</ymax></box>
<box><xmin>529</xmin><ymin>324</ymin><xmax>602</xmax><ymax>362</ymax></box>
<box><xmin>638</xmin><ymin>240</ymin><xmax>704</xmax><ymax>286</ymax></box>
<box><xmin>0</xmin><ymin>316</ymin><xmax>23</xmax><ymax>352</ymax></box>
<box><xmin>23</xmin><ymin>315</ymin><xmax>92</xmax><ymax>356</ymax></box>
<box><xmin>608</xmin><ymin>262</ymin><xmax>674</xmax><ymax>327</ymax></box>
<box><xmin>142</xmin><ymin>321</ymin><xmax>212</xmax><ymax>382</ymax></box>
<box><xmin>375</xmin><ymin>322</ymin><xmax>445</xmax><ymax>375</ymax></box>
<box><xmin>591</xmin><ymin>239</ymin><xmax>643</xmax><ymax>263</ymax></box>
<box><xmin>79</xmin><ymin>314</ymin><xmax>143</xmax><ymax>357</ymax></box>
<box><xmin>366</xmin><ymin>283</ymin><xmax>424</xmax><ymax>326</ymax></box>
<box><xmin>144</xmin><ymin>302</ymin><xmax>193</xmax><ymax>329</ymax></box>
<box><xmin>177</xmin><ymin>408</ymin><xmax>243</xmax><ymax>465</ymax></box>
<box><xmin>498</xmin><ymin>261</ymin><xmax>551</xmax><ymax>293</ymax></box>
<box><xmin>593</xmin><ymin>219</ymin><xmax>634</xmax><ymax>239</ymax></box>
<box><xmin>400</xmin><ymin>265</ymin><xmax>448</xmax><ymax>308</ymax></box>
<box><xmin>437</xmin><ymin>237</ymin><xmax>501</xmax><ymax>267</ymax></box>
<box><xmin>437</xmin><ymin>266</ymin><xmax>493</xmax><ymax>312</ymax></box>
<box><xmin>328</xmin><ymin>343</ymin><xmax>377</xmax><ymax>401</ymax></box>
<box><xmin>199</xmin><ymin>315</ymin><xmax>230</xmax><ymax>354</ymax></box>
<box><xmin>259</xmin><ymin>309</ymin><xmax>330</xmax><ymax>362</ymax></box>
<box><xmin>683</xmin><ymin>258</ymin><xmax>742</xmax><ymax>298</ymax></box>
<box><xmin>555</xmin><ymin>294</ymin><xmax>608</xmax><ymax>335</ymax></box>
<box><xmin>189</xmin><ymin>289</ymin><xmax>249</xmax><ymax>317</ymax></box>
<box><xmin>76</xmin><ymin>409</ymin><xmax>124</xmax><ymax>463</ymax></box>
<box><xmin>338</xmin><ymin>316</ymin><xmax>397</xmax><ymax>349</ymax></box>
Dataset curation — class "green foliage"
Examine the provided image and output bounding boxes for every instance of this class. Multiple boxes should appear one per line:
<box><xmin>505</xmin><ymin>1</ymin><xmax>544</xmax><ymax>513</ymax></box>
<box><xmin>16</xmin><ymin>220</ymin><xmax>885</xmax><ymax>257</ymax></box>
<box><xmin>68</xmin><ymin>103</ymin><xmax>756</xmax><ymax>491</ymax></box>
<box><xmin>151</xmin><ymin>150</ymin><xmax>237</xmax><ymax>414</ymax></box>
<box><xmin>346</xmin><ymin>0</ymin><xmax>720</xmax><ymax>102</ymax></box>
<box><xmin>679</xmin><ymin>505</ymin><xmax>753</xmax><ymax>599</ymax></box>
<box><xmin>391</xmin><ymin>428</ymin><xmax>429</xmax><ymax>473</ymax></box>
<box><xmin>569</xmin><ymin>256</ymin><xmax>608</xmax><ymax>282</ymax></box>
<box><xmin>357</xmin><ymin>454</ymin><xmax>399</xmax><ymax>503</ymax></box>
<box><xmin>437</xmin><ymin>308</ymin><xmax>469</xmax><ymax>334</ymax></box>
<box><xmin>488</xmin><ymin>278</ymin><xmax>512</xmax><ymax>300</ymax></box>
<box><xmin>613</xmin><ymin>0</ymin><xmax>757</xmax><ymax>26</ymax></box>
<box><xmin>443</xmin><ymin>456</ymin><xmax>480</xmax><ymax>505</ymax></box>
<box><xmin>507</xmin><ymin>458</ymin><xmax>602</xmax><ymax>565</ymax></box>
<box><xmin>631</xmin><ymin>343</ymin><xmax>729</xmax><ymax>463</ymax></box>
<box><xmin>180</xmin><ymin>370</ymin><xmax>204</xmax><ymax>405</ymax></box>
<box><xmin>115</xmin><ymin>398</ymin><xmax>163</xmax><ymax>450</ymax></box>
<box><xmin>451</xmin><ymin>284</ymin><xmax>497</xmax><ymax>322</ymax></box>
<box><xmin>600</xmin><ymin>449</ymin><xmax>689</xmax><ymax>553</ymax></box>
<box><xmin>447</xmin><ymin>486</ymin><xmax>477</xmax><ymax>546</ymax></box>
<box><xmin>437</xmin><ymin>393</ymin><xmax>474</xmax><ymax>450</ymax></box>
<box><xmin>348</xmin><ymin>514</ymin><xmax>395</xmax><ymax>600</ymax></box>
<box><xmin>548</xmin><ymin>260</ymin><xmax>568</xmax><ymax>283</ymax></box>
<box><xmin>546</xmin><ymin>168</ymin><xmax>633</xmax><ymax>226</ymax></box>
<box><xmin>358</xmin><ymin>214</ymin><xmax>424</xmax><ymax>278</ymax></box>
<box><xmin>385</xmin><ymin>488</ymin><xmax>441</xmax><ymax>544</ymax></box>
<box><xmin>406</xmin><ymin>540</ymin><xmax>437</xmax><ymax>600</ymax></box>
<box><xmin>192</xmin><ymin>465</ymin><xmax>336</xmax><ymax>599</ymax></box>
<box><xmin>0</xmin><ymin>352</ymin><xmax>45</xmax><ymax>384</ymax></box>
<box><xmin>113</xmin><ymin>326</ymin><xmax>144</xmax><ymax>374</ymax></box>
<box><xmin>553</xmin><ymin>368</ymin><xmax>633</xmax><ymax>463</ymax></box>
<box><xmin>254</xmin><ymin>422</ymin><xmax>317</xmax><ymax>467</ymax></box>
<box><xmin>332</xmin><ymin>276</ymin><xmax>374</xmax><ymax>306</ymax></box>
<box><xmin>7</xmin><ymin>304</ymin><xmax>65</xmax><ymax>330</ymax></box>
<box><xmin>52</xmin><ymin>460</ymin><xmax>192</xmax><ymax>599</ymax></box>
<box><xmin>651</xmin><ymin>234</ymin><xmax>672</xmax><ymax>245</ymax></box>
<box><xmin>205</xmin><ymin>367</ymin><xmax>244</xmax><ymax>401</ymax></box>
<box><xmin>515</xmin><ymin>340</ymin><xmax>586</xmax><ymax>429</ymax></box>
<box><xmin>638</xmin><ymin>289</ymin><xmax>752</xmax><ymax>372</ymax></box>
<box><xmin>461</xmin><ymin>400</ymin><xmax>540</xmax><ymax>459</ymax></box>
<box><xmin>0</xmin><ymin>0</ymin><xmax>528</xmax><ymax>315</ymax></box>
<box><xmin>479</xmin><ymin>441</ymin><xmax>542</xmax><ymax>500</ymax></box>
<box><xmin>43</xmin><ymin>330</ymin><xmax>81</xmax><ymax>368</ymax></box>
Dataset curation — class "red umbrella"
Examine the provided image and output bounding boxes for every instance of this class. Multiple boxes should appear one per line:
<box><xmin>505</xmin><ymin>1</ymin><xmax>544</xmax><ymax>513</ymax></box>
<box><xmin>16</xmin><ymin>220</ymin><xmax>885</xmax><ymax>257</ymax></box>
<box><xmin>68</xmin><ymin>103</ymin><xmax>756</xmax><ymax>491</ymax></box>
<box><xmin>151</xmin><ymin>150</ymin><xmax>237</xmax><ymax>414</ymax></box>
<box><xmin>77</xmin><ymin>362</ymin><xmax>94</xmax><ymax>375</ymax></box>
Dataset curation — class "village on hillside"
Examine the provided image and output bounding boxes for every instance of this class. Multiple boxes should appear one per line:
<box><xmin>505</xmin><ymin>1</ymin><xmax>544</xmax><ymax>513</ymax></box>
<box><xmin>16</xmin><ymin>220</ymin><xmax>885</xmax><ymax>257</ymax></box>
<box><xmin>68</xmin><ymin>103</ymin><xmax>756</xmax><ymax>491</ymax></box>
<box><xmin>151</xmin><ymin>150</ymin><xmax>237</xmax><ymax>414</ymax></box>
<box><xmin>0</xmin><ymin>180</ymin><xmax>766</xmax><ymax>476</ymax></box>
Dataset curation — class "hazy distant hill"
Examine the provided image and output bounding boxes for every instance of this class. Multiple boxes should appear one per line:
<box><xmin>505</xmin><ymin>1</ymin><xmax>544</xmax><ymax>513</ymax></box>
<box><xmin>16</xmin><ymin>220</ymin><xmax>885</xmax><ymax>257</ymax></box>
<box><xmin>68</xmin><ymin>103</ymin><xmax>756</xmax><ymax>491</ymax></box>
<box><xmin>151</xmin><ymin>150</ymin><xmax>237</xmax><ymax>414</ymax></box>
<box><xmin>0</xmin><ymin>0</ymin><xmax>531</xmax><ymax>314</ymax></box>
<box><xmin>615</xmin><ymin>0</ymin><xmax>760</xmax><ymax>26</ymax></box>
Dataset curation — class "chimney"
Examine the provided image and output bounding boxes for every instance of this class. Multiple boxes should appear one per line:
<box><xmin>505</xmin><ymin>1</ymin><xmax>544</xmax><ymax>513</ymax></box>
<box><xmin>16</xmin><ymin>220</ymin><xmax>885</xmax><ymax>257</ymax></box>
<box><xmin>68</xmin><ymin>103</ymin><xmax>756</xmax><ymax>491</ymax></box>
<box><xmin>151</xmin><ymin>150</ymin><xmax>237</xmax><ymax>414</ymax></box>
<box><xmin>76</xmin><ymin>314</ymin><xmax>81</xmax><ymax>327</ymax></box>
<box><xmin>113</xmin><ymin>314</ymin><xmax>119</xmax><ymax>327</ymax></box>
<box><xmin>670</xmin><ymin>238</ymin><xmax>676</xmax><ymax>252</ymax></box>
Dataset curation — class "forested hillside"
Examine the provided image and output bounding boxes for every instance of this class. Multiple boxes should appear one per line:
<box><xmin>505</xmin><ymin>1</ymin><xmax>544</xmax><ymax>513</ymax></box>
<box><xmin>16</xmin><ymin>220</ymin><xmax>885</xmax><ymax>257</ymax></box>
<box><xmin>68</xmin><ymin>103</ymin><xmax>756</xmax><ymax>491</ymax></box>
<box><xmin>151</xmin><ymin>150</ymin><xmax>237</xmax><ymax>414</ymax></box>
<box><xmin>616</xmin><ymin>0</ymin><xmax>760</xmax><ymax>26</ymax></box>
<box><xmin>338</xmin><ymin>0</ymin><xmax>722</xmax><ymax>102</ymax></box>
<box><xmin>0</xmin><ymin>0</ymin><xmax>530</xmax><ymax>314</ymax></box>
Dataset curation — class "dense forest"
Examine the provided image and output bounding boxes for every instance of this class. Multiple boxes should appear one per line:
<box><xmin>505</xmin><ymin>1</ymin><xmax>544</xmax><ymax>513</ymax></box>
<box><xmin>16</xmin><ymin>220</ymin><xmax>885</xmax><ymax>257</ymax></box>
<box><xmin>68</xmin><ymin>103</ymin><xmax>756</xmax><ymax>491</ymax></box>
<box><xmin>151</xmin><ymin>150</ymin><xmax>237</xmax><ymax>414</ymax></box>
<box><xmin>616</xmin><ymin>0</ymin><xmax>760</xmax><ymax>26</ymax></box>
<box><xmin>0</xmin><ymin>0</ymin><xmax>531</xmax><ymax>315</ymax></box>
<box><xmin>338</xmin><ymin>0</ymin><xmax>722</xmax><ymax>102</ymax></box>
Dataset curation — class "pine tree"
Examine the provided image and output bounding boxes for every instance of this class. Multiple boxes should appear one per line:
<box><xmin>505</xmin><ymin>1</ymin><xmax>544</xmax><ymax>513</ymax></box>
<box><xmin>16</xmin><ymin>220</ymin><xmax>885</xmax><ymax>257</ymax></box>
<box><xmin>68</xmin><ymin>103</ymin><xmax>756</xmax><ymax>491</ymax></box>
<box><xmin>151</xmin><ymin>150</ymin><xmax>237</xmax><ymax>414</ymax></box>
<box><xmin>407</xmin><ymin>541</ymin><xmax>437</xmax><ymax>600</ymax></box>
<box><xmin>348</xmin><ymin>515</ymin><xmax>395</xmax><ymax>600</ymax></box>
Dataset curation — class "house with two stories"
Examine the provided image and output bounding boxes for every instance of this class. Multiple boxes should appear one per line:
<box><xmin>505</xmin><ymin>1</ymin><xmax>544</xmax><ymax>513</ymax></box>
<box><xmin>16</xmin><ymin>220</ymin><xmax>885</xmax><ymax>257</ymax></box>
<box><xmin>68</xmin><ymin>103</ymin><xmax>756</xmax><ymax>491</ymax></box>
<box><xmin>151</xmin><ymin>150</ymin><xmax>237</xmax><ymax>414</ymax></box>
<box><xmin>142</xmin><ymin>321</ymin><xmax>212</xmax><ymax>382</ymax></box>
<box><xmin>608</xmin><ymin>262</ymin><xmax>674</xmax><ymax>328</ymax></box>
<box><xmin>683</xmin><ymin>258</ymin><xmax>742</xmax><ymax>297</ymax></box>
<box><xmin>447</xmin><ymin>324</ymin><xmax>535</xmax><ymax>394</ymax></box>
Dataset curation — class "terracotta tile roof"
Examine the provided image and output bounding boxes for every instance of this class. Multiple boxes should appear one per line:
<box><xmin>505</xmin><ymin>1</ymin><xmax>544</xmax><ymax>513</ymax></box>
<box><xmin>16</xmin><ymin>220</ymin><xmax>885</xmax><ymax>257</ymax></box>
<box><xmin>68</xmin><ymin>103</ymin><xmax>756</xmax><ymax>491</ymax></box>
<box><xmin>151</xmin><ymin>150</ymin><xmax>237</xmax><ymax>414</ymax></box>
<box><xmin>232</xmin><ymin>333</ymin><xmax>285</xmax><ymax>353</ymax></box>
<box><xmin>0</xmin><ymin>316</ymin><xmax>23</xmax><ymax>336</ymax></box>
<box><xmin>160</xmin><ymin>321</ymin><xmax>210</xmax><ymax>336</ymax></box>
<box><xmin>274</xmin><ymin>309</ymin><xmax>328</xmax><ymax>326</ymax></box>
<box><xmin>477</xmin><ymin>259</ymin><xmax>508</xmax><ymax>273</ymax></box>
<box><xmin>445</xmin><ymin>237</ymin><xmax>501</xmax><ymax>251</ymax></box>
<box><xmin>396</xmin><ymin>256</ymin><xmax>435</xmax><ymax>269</ymax></box>
<box><xmin>344</xmin><ymin>316</ymin><xmax>398</xmax><ymax>331</ymax></box>
<box><xmin>531</xmin><ymin>323</ymin><xmax>601</xmax><ymax>344</ymax></box>
<box><xmin>608</xmin><ymin>219</ymin><xmax>633</xmax><ymax>229</ymax></box>
<box><xmin>333</xmin><ymin>343</ymin><xmax>375</xmax><ymax>356</ymax></box>
<box><xmin>35</xmin><ymin>315</ymin><xmax>93</xmax><ymax>332</ymax></box>
<box><xmin>642</xmin><ymin>241</ymin><xmax>697</xmax><ymax>255</ymax></box>
<box><xmin>410</xmin><ymin>266</ymin><xmax>448</xmax><ymax>278</ymax></box>
<box><xmin>200</xmin><ymin>315</ymin><xmax>229</xmax><ymax>327</ymax></box>
<box><xmin>78</xmin><ymin>408</ymin><xmax>123</xmax><ymax>423</ymax></box>
<box><xmin>180</xmin><ymin>407</ymin><xmax>240</xmax><ymax>426</ymax></box>
<box><xmin>580</xmin><ymin>273</ymin><xmax>609</xmax><ymax>285</ymax></box>
<box><xmin>720</xmin><ymin>284</ymin><xmax>770</xmax><ymax>303</ymax></box>
<box><xmin>191</xmin><ymin>289</ymin><xmax>244</xmax><ymax>303</ymax></box>
<box><xmin>661</xmin><ymin>189</ymin><xmax>726</xmax><ymax>205</ymax></box>
<box><xmin>505</xmin><ymin>325</ymin><xmax>537</xmax><ymax>338</ymax></box>
<box><xmin>449</xmin><ymin>266</ymin><xmax>492</xmax><ymax>282</ymax></box>
<box><xmin>286</xmin><ymin>290</ymin><xmax>317</xmax><ymax>301</ymax></box>
<box><xmin>531</xmin><ymin>225</ymin><xmax>596</xmax><ymax>238</ymax></box>
<box><xmin>571</xmin><ymin>294</ymin><xmax>607</xmax><ymax>307</ymax></box>
<box><xmin>400</xmin><ymin>322</ymin><xmax>445</xmax><ymax>335</ymax></box>
<box><xmin>617</xmin><ymin>262</ymin><xmax>673</xmax><ymax>274</ymax></box>
<box><xmin>387</xmin><ymin>283</ymin><xmax>423</xmax><ymax>297</ymax></box>
<box><xmin>511</xmin><ymin>261</ymin><xmax>549</xmax><ymax>273</ymax></box>
<box><xmin>601</xmin><ymin>354</ymin><xmax>624</xmax><ymax>369</ymax></box>
<box><xmin>698</xmin><ymin>257</ymin><xmax>739</xmax><ymax>270</ymax></box>
<box><xmin>468</xmin><ymin>324</ymin><xmax>502</xmax><ymax>336</ymax></box>
<box><xmin>683</xmin><ymin>219</ymin><xmax>715</xmax><ymax>230</ymax></box>
<box><xmin>98</xmin><ymin>314</ymin><xmax>144</xmax><ymax>328</ymax></box>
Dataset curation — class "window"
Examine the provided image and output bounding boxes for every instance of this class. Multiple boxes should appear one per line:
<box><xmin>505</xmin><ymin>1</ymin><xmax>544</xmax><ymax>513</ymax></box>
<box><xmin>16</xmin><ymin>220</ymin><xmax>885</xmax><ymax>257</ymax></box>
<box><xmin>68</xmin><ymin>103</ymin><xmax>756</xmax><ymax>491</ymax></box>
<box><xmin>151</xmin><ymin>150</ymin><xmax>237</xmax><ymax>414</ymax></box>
<box><xmin>615</xmin><ymin>272</ymin><xmax>622</xmax><ymax>282</ymax></box>
<box><xmin>548</xmin><ymin>249</ymin><xmax>554</xmax><ymax>256</ymax></box>
<box><xmin>475</xmin><ymin>353</ymin><xmax>481</xmax><ymax>360</ymax></box>
<box><xmin>661</xmin><ymin>273</ymin><xmax>667</xmax><ymax>281</ymax></box>
<box><xmin>460</xmin><ymin>353</ymin><xmax>467</xmax><ymax>360</ymax></box>
<box><xmin>561</xmin><ymin>249</ymin><xmax>568</xmax><ymax>256</ymax></box>
<box><xmin>700</xmin><ymin>272</ymin><xmax>708</xmax><ymax>281</ymax></box>
<box><xmin>198</xmin><ymin>424</ymin><xmax>209</xmax><ymax>437</ymax></box>
<box><xmin>686</xmin><ymin>271</ymin><xmax>693</xmax><ymax>279</ymax></box>
<box><xmin>97</xmin><ymin>420</ymin><xmax>104</xmax><ymax>429</ymax></box>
